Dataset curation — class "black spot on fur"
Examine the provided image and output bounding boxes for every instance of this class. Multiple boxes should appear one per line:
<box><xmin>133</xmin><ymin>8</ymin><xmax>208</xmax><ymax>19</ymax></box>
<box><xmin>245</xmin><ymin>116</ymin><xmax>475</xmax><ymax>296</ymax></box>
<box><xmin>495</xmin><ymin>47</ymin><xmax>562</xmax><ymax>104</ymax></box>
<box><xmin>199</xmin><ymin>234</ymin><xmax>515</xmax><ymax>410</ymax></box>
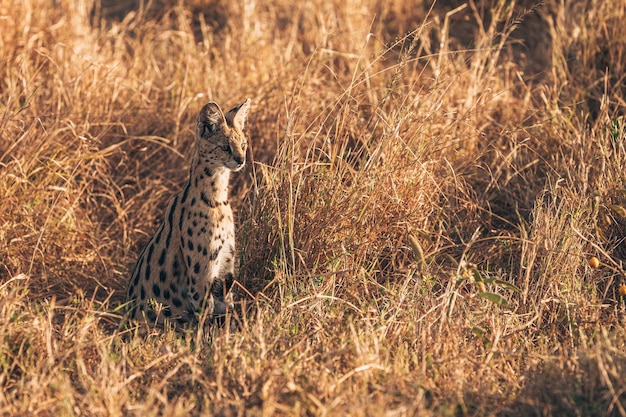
<box><xmin>224</xmin><ymin>273</ymin><xmax>235</xmax><ymax>292</ymax></box>
<box><xmin>167</xmin><ymin>196</ymin><xmax>178</xmax><ymax>229</ymax></box>
<box><xmin>200</xmin><ymin>192</ymin><xmax>210</xmax><ymax>206</ymax></box>
<box><xmin>158</xmin><ymin>248</ymin><xmax>166</xmax><ymax>266</ymax></box>
<box><xmin>163</xmin><ymin>289</ymin><xmax>171</xmax><ymax>299</ymax></box>
<box><xmin>194</xmin><ymin>262</ymin><xmax>201</xmax><ymax>274</ymax></box>
<box><xmin>146</xmin><ymin>243</ymin><xmax>155</xmax><ymax>264</ymax></box>
<box><xmin>187</xmin><ymin>227</ymin><xmax>193</xmax><ymax>237</ymax></box>
<box><xmin>181</xmin><ymin>182</ymin><xmax>190</xmax><ymax>203</ymax></box>
<box><xmin>204</xmin><ymin>167</ymin><xmax>212</xmax><ymax>177</ymax></box>
<box><xmin>155</xmin><ymin>225</ymin><xmax>163</xmax><ymax>244</ymax></box>
<box><xmin>159</xmin><ymin>270</ymin><xmax>167</xmax><ymax>282</ymax></box>
<box><xmin>173</xmin><ymin>256</ymin><xmax>181</xmax><ymax>277</ymax></box>
<box><xmin>187</xmin><ymin>239</ymin><xmax>194</xmax><ymax>251</ymax></box>
<box><xmin>170</xmin><ymin>282</ymin><xmax>178</xmax><ymax>293</ymax></box>
<box><xmin>153</xmin><ymin>284</ymin><xmax>160</xmax><ymax>297</ymax></box>
<box><xmin>140</xmin><ymin>286</ymin><xmax>146</xmax><ymax>300</ymax></box>
<box><xmin>179</xmin><ymin>207</ymin><xmax>186</xmax><ymax>231</ymax></box>
<box><xmin>172</xmin><ymin>298</ymin><xmax>183</xmax><ymax>308</ymax></box>
<box><xmin>165</xmin><ymin>223</ymin><xmax>173</xmax><ymax>247</ymax></box>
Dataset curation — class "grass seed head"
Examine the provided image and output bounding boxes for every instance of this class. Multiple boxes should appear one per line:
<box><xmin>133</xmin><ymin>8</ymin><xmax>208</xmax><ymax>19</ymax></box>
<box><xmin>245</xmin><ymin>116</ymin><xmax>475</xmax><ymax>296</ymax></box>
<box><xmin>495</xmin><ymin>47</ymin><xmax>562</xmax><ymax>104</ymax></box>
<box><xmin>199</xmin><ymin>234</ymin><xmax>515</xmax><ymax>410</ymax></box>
<box><xmin>588</xmin><ymin>256</ymin><xmax>600</xmax><ymax>269</ymax></box>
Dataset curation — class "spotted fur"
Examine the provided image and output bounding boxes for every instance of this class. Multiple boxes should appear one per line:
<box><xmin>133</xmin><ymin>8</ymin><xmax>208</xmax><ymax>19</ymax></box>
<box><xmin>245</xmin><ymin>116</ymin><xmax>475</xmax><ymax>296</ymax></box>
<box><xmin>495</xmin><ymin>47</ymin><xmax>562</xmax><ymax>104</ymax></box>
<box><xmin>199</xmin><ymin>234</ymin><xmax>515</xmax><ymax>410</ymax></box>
<box><xmin>125</xmin><ymin>98</ymin><xmax>251</xmax><ymax>330</ymax></box>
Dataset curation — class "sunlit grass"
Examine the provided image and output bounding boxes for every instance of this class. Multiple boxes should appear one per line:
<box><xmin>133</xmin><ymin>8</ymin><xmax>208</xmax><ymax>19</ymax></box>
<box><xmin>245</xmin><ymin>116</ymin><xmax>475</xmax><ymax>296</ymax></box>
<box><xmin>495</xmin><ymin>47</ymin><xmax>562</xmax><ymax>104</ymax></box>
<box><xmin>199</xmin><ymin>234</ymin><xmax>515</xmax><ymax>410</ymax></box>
<box><xmin>1</xmin><ymin>0</ymin><xmax>626</xmax><ymax>415</ymax></box>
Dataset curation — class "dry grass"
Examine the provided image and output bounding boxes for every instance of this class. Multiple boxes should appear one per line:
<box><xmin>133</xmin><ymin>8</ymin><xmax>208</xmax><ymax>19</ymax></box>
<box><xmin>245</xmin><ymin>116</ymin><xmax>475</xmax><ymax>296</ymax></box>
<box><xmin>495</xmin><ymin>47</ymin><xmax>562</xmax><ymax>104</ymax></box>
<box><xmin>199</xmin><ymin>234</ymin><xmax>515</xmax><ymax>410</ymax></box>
<box><xmin>2</xmin><ymin>0</ymin><xmax>626</xmax><ymax>415</ymax></box>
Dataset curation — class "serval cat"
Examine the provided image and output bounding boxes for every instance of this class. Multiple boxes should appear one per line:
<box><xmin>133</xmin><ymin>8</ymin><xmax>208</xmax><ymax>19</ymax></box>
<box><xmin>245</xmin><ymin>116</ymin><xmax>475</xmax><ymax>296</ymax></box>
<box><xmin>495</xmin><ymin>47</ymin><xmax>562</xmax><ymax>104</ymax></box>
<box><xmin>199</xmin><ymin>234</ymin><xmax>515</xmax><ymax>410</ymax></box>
<box><xmin>125</xmin><ymin>98</ymin><xmax>251</xmax><ymax>331</ymax></box>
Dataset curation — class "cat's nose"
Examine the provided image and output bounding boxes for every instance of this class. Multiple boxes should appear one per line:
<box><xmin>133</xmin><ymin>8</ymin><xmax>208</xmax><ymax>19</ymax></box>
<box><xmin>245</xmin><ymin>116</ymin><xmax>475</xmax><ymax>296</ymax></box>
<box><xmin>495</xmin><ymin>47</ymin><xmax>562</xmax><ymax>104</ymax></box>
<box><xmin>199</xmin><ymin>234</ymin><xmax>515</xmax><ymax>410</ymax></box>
<box><xmin>233</xmin><ymin>156</ymin><xmax>244</xmax><ymax>165</ymax></box>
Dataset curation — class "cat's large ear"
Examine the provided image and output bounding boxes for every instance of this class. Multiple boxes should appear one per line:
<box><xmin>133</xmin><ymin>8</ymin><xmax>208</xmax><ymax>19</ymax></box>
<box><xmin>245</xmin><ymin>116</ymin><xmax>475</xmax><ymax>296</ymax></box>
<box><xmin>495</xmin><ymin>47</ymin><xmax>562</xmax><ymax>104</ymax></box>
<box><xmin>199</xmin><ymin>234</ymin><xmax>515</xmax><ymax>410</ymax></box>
<box><xmin>197</xmin><ymin>102</ymin><xmax>226</xmax><ymax>137</ymax></box>
<box><xmin>225</xmin><ymin>98</ymin><xmax>251</xmax><ymax>131</ymax></box>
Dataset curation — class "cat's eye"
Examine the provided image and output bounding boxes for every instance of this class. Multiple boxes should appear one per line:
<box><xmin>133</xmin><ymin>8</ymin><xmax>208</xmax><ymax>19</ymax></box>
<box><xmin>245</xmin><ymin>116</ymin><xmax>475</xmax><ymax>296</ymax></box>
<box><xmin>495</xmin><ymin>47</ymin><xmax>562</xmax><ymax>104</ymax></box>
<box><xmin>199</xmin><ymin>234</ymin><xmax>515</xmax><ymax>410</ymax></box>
<box><xmin>221</xmin><ymin>144</ymin><xmax>232</xmax><ymax>154</ymax></box>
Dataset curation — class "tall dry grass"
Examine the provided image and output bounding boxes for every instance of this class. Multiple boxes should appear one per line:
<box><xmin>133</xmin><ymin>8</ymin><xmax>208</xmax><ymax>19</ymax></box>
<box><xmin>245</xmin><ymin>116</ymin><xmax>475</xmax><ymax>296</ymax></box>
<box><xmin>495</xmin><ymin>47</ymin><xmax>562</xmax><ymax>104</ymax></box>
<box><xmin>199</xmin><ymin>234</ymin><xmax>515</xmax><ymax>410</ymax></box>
<box><xmin>1</xmin><ymin>0</ymin><xmax>626</xmax><ymax>415</ymax></box>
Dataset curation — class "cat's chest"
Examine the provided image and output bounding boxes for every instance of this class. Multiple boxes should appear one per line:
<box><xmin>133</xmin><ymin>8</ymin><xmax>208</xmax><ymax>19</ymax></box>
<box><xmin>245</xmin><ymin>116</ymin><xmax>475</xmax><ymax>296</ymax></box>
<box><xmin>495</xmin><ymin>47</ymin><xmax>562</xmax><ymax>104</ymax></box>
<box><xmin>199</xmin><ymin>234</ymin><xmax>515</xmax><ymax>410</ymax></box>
<box><xmin>183</xmin><ymin>202</ymin><xmax>233</xmax><ymax>243</ymax></box>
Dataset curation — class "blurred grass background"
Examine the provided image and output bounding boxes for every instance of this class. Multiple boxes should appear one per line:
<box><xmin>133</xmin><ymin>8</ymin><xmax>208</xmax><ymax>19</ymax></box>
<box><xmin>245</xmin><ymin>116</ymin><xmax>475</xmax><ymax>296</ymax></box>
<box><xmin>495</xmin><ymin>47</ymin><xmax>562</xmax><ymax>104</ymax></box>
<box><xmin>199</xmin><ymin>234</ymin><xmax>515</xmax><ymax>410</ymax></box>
<box><xmin>1</xmin><ymin>0</ymin><xmax>626</xmax><ymax>415</ymax></box>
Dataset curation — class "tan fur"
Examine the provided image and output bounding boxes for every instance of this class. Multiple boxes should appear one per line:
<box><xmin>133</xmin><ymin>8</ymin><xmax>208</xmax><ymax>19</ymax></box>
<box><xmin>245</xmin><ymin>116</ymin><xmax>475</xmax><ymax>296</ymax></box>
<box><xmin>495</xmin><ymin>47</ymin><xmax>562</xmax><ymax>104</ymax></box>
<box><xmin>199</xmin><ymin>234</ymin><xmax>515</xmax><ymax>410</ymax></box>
<box><xmin>125</xmin><ymin>99</ymin><xmax>251</xmax><ymax>330</ymax></box>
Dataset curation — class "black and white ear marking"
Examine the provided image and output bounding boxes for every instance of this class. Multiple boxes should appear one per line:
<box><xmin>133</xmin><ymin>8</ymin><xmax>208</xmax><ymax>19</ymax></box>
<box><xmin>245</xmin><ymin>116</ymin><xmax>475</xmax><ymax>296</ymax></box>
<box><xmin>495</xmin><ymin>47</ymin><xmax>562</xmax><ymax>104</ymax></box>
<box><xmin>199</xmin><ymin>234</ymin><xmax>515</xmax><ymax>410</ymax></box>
<box><xmin>197</xmin><ymin>102</ymin><xmax>226</xmax><ymax>137</ymax></box>
<box><xmin>225</xmin><ymin>98</ymin><xmax>251</xmax><ymax>131</ymax></box>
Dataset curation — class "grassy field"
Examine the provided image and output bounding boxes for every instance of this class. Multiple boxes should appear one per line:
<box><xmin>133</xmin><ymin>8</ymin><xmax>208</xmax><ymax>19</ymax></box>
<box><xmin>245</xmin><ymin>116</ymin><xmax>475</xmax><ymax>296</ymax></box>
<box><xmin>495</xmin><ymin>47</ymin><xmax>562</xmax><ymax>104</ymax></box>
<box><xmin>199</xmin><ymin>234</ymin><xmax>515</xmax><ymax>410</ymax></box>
<box><xmin>2</xmin><ymin>0</ymin><xmax>626</xmax><ymax>415</ymax></box>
